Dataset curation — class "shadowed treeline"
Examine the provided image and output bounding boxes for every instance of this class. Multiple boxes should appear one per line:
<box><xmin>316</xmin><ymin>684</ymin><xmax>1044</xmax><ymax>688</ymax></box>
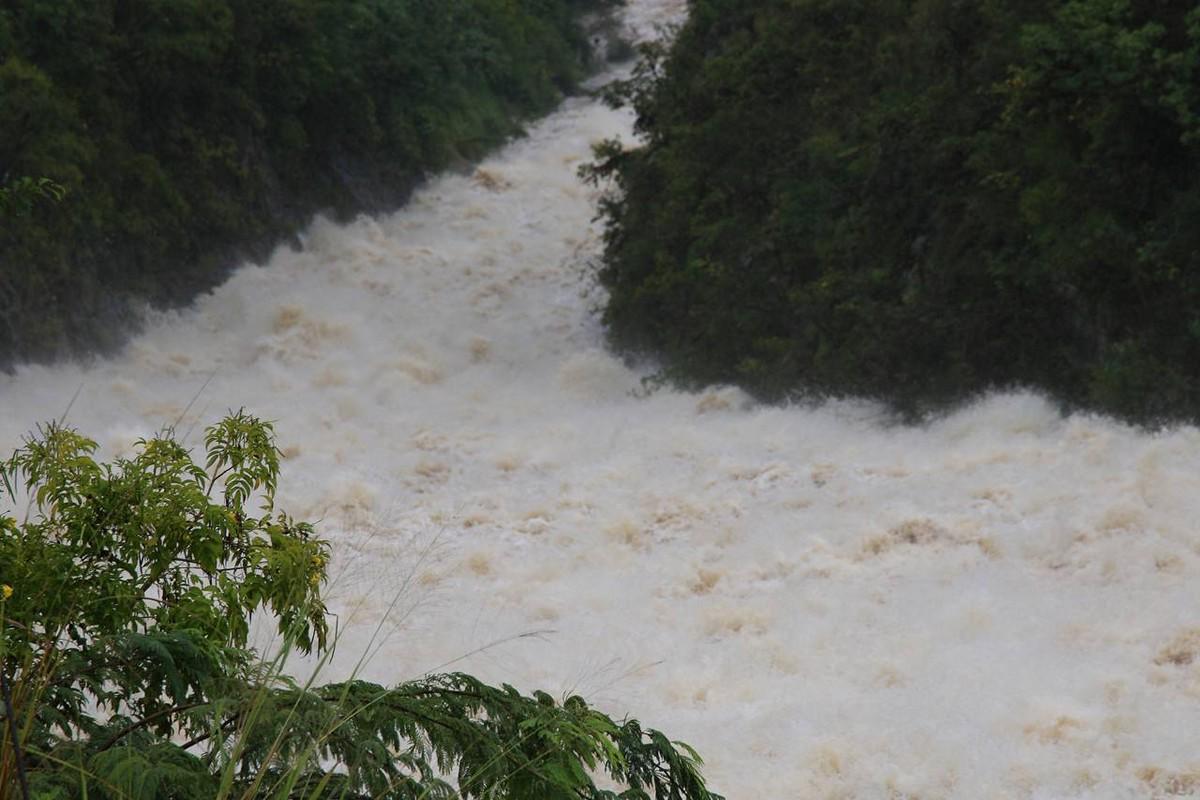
<box><xmin>589</xmin><ymin>0</ymin><xmax>1200</xmax><ymax>422</ymax></box>
<box><xmin>0</xmin><ymin>0</ymin><xmax>619</xmax><ymax>368</ymax></box>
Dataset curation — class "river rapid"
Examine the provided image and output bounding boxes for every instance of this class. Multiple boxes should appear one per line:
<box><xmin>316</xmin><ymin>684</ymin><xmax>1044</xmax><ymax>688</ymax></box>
<box><xmin>3</xmin><ymin>1</ymin><xmax>1200</xmax><ymax>796</ymax></box>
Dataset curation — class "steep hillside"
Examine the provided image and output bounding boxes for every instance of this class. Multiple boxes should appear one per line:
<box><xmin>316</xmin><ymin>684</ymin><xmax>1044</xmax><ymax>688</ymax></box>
<box><xmin>591</xmin><ymin>0</ymin><xmax>1200</xmax><ymax>420</ymax></box>
<box><xmin>0</xmin><ymin>0</ymin><xmax>618</xmax><ymax>366</ymax></box>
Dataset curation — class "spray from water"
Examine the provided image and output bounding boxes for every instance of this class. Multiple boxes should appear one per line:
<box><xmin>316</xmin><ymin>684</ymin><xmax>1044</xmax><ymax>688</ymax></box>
<box><xmin>3</xmin><ymin>2</ymin><xmax>1199</xmax><ymax>796</ymax></box>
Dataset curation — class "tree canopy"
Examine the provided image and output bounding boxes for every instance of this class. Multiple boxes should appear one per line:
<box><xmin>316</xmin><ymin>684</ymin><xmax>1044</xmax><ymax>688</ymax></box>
<box><xmin>589</xmin><ymin>0</ymin><xmax>1200</xmax><ymax>421</ymax></box>
<box><xmin>0</xmin><ymin>0</ymin><xmax>617</xmax><ymax>368</ymax></box>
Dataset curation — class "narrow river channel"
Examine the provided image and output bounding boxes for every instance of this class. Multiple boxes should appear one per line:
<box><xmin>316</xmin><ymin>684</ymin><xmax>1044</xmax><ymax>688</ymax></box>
<box><xmin>3</xmin><ymin>2</ymin><xmax>1199</xmax><ymax>796</ymax></box>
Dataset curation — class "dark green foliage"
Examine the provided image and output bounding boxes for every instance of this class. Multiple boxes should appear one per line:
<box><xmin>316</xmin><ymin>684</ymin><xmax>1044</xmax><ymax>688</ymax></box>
<box><xmin>0</xmin><ymin>0</ymin><xmax>618</xmax><ymax>368</ymax></box>
<box><xmin>589</xmin><ymin>0</ymin><xmax>1200</xmax><ymax>421</ymax></box>
<box><xmin>0</xmin><ymin>417</ymin><xmax>719</xmax><ymax>800</ymax></box>
<box><xmin>16</xmin><ymin>673</ymin><xmax>718</xmax><ymax>800</ymax></box>
<box><xmin>0</xmin><ymin>178</ymin><xmax>65</xmax><ymax>217</ymax></box>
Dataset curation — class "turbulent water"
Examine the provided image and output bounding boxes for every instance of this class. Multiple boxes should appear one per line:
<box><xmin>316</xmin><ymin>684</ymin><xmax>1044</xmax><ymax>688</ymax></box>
<box><xmin>4</xmin><ymin>2</ymin><xmax>1200</xmax><ymax>796</ymax></box>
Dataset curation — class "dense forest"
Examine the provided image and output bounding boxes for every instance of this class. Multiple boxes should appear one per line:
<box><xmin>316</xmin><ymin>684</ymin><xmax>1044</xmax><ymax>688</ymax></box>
<box><xmin>590</xmin><ymin>0</ymin><xmax>1200</xmax><ymax>421</ymax></box>
<box><xmin>0</xmin><ymin>0</ymin><xmax>618</xmax><ymax>367</ymax></box>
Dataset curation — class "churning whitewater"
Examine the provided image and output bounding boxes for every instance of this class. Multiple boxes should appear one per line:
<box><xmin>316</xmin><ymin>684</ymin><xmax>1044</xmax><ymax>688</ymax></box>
<box><xmin>3</xmin><ymin>1</ymin><xmax>1200</xmax><ymax>796</ymax></box>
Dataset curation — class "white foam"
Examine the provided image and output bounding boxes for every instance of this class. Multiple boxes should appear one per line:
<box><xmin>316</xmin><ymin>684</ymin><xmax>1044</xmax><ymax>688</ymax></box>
<box><xmin>2</xmin><ymin>1</ymin><xmax>1199</xmax><ymax>796</ymax></box>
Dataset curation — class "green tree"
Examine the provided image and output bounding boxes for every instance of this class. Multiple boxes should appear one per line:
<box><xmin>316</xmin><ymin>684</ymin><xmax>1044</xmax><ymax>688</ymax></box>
<box><xmin>0</xmin><ymin>414</ymin><xmax>719</xmax><ymax>800</ymax></box>
<box><xmin>590</xmin><ymin>0</ymin><xmax>1200</xmax><ymax>421</ymax></box>
<box><xmin>0</xmin><ymin>177</ymin><xmax>65</xmax><ymax>217</ymax></box>
<box><xmin>0</xmin><ymin>0</ymin><xmax>621</xmax><ymax>368</ymax></box>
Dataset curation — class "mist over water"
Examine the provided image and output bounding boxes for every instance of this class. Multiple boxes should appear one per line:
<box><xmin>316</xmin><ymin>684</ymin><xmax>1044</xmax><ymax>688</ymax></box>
<box><xmin>4</xmin><ymin>1</ymin><xmax>1200</xmax><ymax>796</ymax></box>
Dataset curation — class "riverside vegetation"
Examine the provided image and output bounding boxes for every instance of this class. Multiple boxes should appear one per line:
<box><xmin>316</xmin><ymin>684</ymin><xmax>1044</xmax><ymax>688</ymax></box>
<box><xmin>0</xmin><ymin>0</ymin><xmax>620</xmax><ymax>368</ymax></box>
<box><xmin>588</xmin><ymin>0</ymin><xmax>1200</xmax><ymax>421</ymax></box>
<box><xmin>4</xmin><ymin>9</ymin><xmax>718</xmax><ymax>796</ymax></box>
<box><xmin>0</xmin><ymin>413</ymin><xmax>720</xmax><ymax>800</ymax></box>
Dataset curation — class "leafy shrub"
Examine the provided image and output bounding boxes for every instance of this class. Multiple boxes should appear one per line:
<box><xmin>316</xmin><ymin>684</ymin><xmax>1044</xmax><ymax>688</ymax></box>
<box><xmin>0</xmin><ymin>414</ymin><xmax>719</xmax><ymax>800</ymax></box>
<box><xmin>589</xmin><ymin>0</ymin><xmax>1200</xmax><ymax>421</ymax></box>
<box><xmin>0</xmin><ymin>177</ymin><xmax>64</xmax><ymax>217</ymax></box>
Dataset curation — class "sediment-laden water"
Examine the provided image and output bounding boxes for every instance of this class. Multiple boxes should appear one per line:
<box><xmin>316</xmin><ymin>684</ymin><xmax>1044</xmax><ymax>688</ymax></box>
<box><xmin>3</xmin><ymin>2</ymin><xmax>1199</xmax><ymax>796</ymax></box>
